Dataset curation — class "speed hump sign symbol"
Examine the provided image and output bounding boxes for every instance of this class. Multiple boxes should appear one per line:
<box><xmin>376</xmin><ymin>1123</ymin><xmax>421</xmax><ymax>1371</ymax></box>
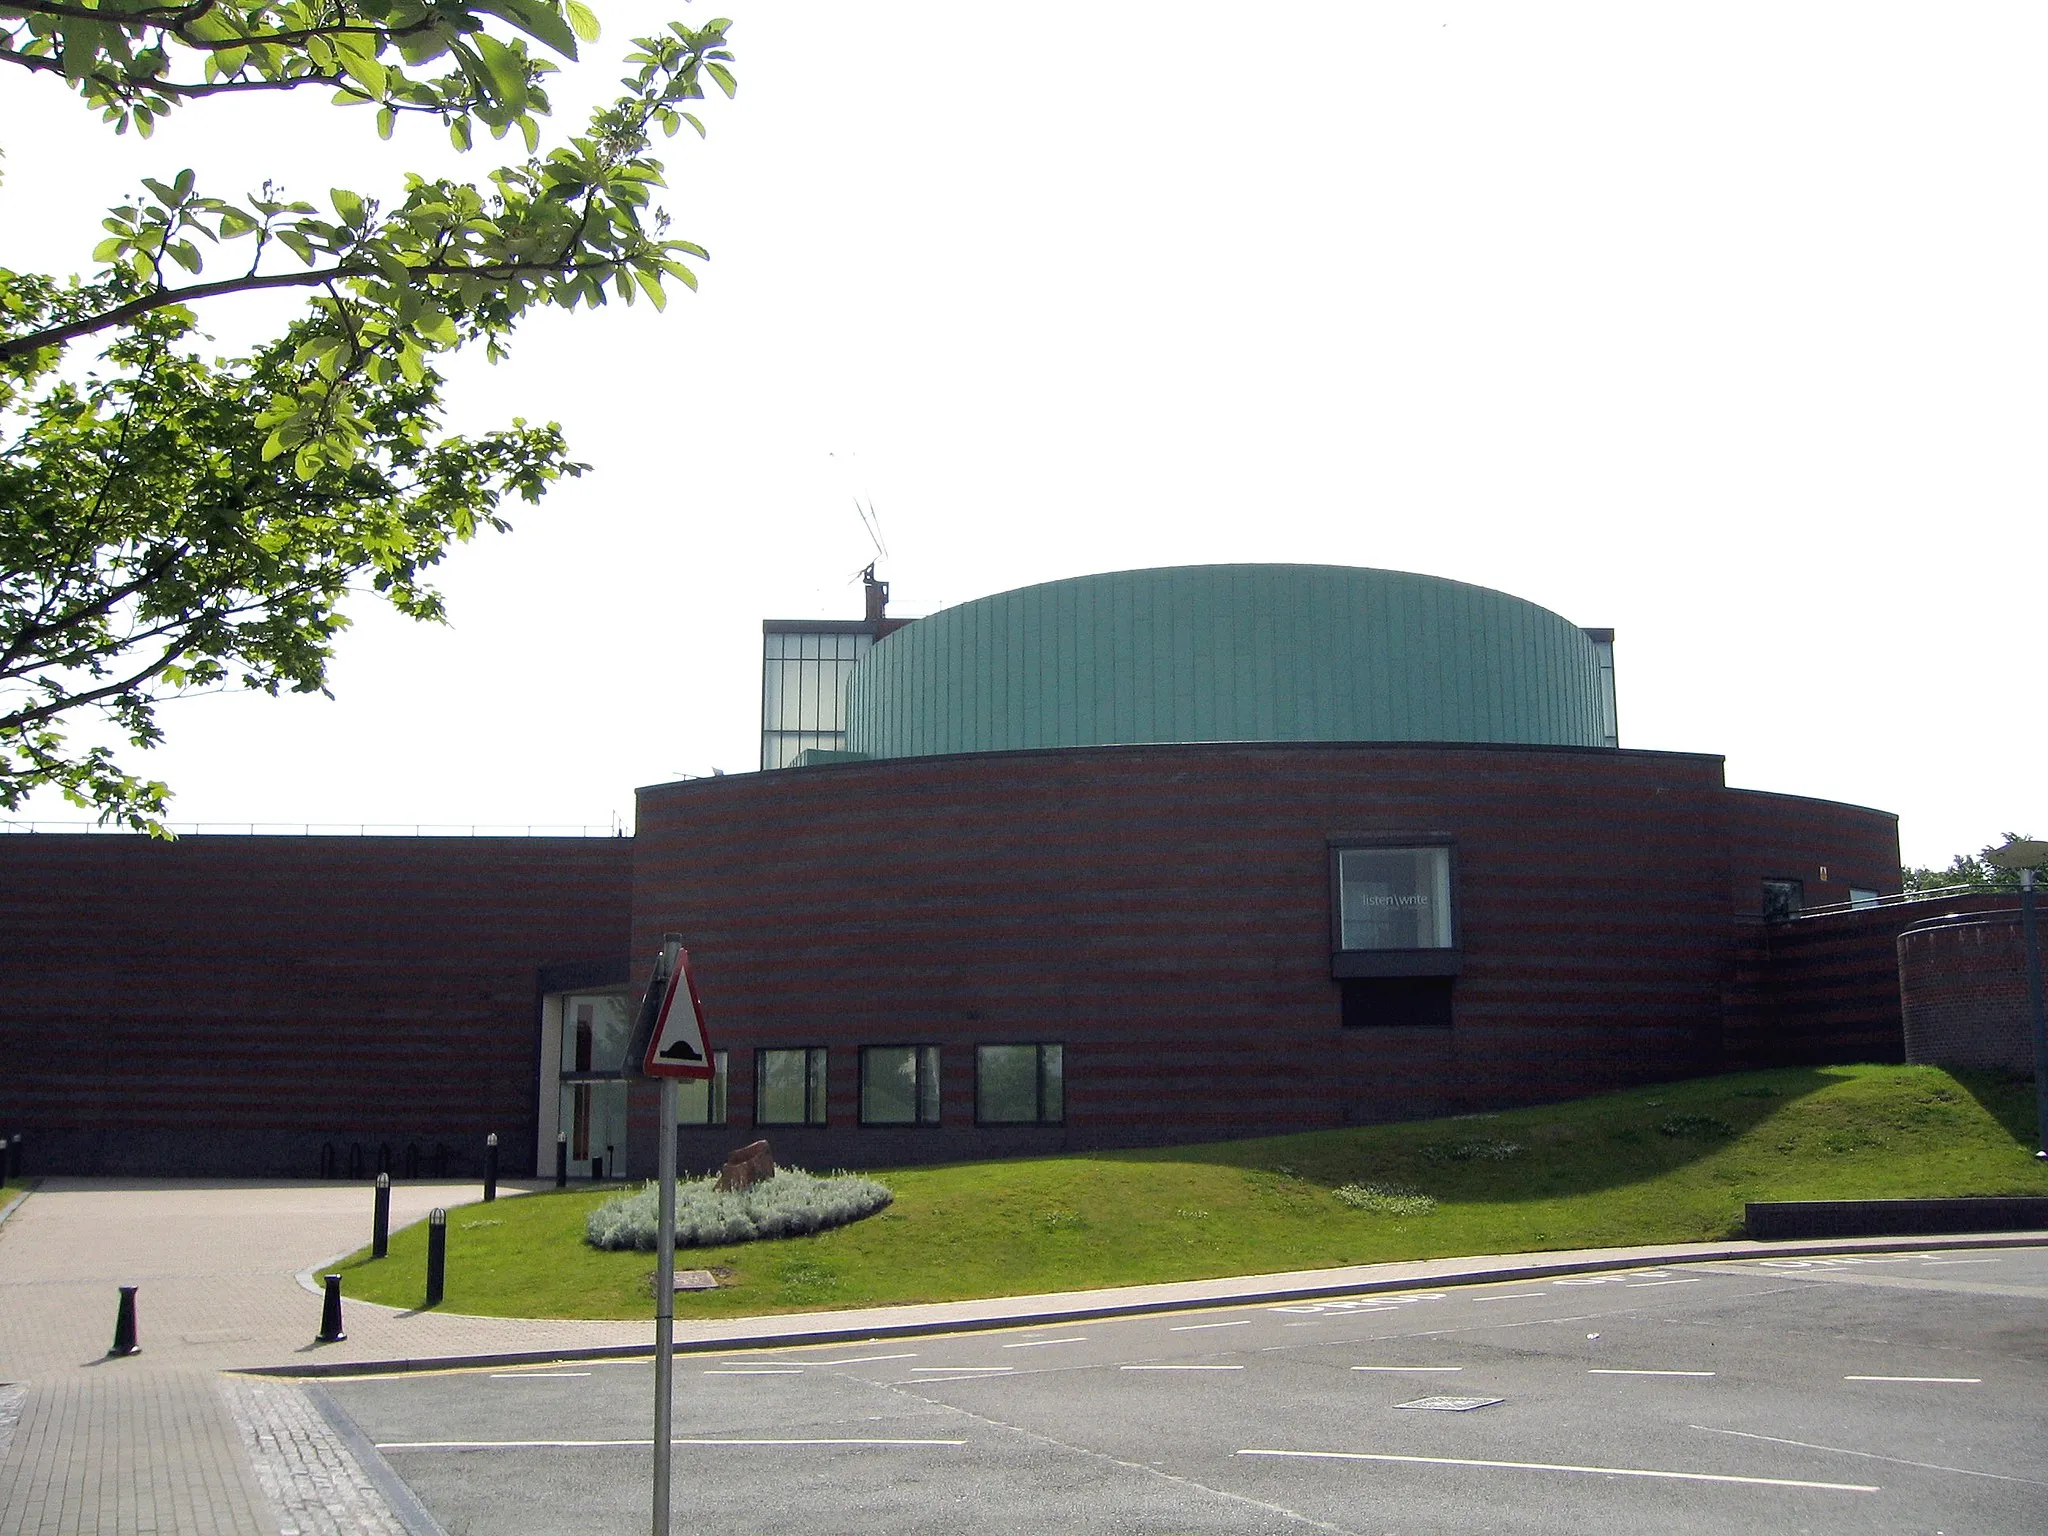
<box><xmin>642</xmin><ymin>950</ymin><xmax>715</xmax><ymax>1080</ymax></box>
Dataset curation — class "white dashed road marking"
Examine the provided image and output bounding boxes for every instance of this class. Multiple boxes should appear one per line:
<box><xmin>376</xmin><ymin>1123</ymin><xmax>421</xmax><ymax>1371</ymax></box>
<box><xmin>1171</xmin><ymin>1319</ymin><xmax>1252</xmax><ymax>1331</ymax></box>
<box><xmin>1121</xmin><ymin>1364</ymin><xmax>1246</xmax><ymax>1371</ymax></box>
<box><xmin>1844</xmin><ymin>1375</ymin><xmax>1981</xmax><ymax>1384</ymax></box>
<box><xmin>703</xmin><ymin>1369</ymin><xmax>804</xmax><ymax>1376</ymax></box>
<box><xmin>1352</xmin><ymin>1366</ymin><xmax>1463</xmax><ymax>1373</ymax></box>
<box><xmin>1237</xmin><ymin>1449</ymin><xmax>1878</xmax><ymax>1493</ymax></box>
<box><xmin>491</xmin><ymin>1371</ymin><xmax>593</xmax><ymax>1379</ymax></box>
<box><xmin>1002</xmin><ymin>1336</ymin><xmax>1088</xmax><ymax>1348</ymax></box>
<box><xmin>802</xmin><ymin>1353</ymin><xmax>919</xmax><ymax>1365</ymax></box>
<box><xmin>1589</xmin><ymin>1369</ymin><xmax>1715</xmax><ymax>1377</ymax></box>
<box><xmin>377</xmin><ymin>1437</ymin><xmax>967</xmax><ymax>1451</ymax></box>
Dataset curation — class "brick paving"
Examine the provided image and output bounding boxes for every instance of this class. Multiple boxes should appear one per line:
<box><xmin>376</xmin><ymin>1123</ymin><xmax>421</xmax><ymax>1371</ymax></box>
<box><xmin>0</xmin><ymin>1179</ymin><xmax>646</xmax><ymax>1535</ymax></box>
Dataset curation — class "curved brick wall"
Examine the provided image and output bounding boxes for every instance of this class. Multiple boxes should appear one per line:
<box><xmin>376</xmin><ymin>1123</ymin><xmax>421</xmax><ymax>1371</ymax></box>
<box><xmin>634</xmin><ymin>740</ymin><xmax>1902</xmax><ymax>1167</ymax></box>
<box><xmin>1900</xmin><ymin>910</ymin><xmax>2042</xmax><ymax>1071</ymax></box>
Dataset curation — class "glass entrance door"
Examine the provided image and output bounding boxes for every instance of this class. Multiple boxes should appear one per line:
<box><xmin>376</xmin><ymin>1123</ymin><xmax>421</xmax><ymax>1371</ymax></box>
<box><xmin>559</xmin><ymin>1079</ymin><xmax>628</xmax><ymax>1179</ymax></box>
<box><xmin>555</xmin><ymin>992</ymin><xmax>631</xmax><ymax>1179</ymax></box>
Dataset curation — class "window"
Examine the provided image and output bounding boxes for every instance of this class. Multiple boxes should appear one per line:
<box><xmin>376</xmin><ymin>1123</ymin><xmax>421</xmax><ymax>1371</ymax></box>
<box><xmin>1849</xmin><ymin>887</ymin><xmax>1881</xmax><ymax>911</ymax></box>
<box><xmin>675</xmin><ymin>1051</ymin><xmax>729</xmax><ymax>1126</ymax></box>
<box><xmin>976</xmin><ymin>1044</ymin><xmax>1063</xmax><ymax>1125</ymax></box>
<box><xmin>1338</xmin><ymin>846</ymin><xmax>1453</xmax><ymax>949</ymax></box>
<box><xmin>760</xmin><ymin>628</ymin><xmax>875</xmax><ymax>769</ymax></box>
<box><xmin>755</xmin><ymin>1048</ymin><xmax>828</xmax><ymax>1126</ymax></box>
<box><xmin>1330</xmin><ymin>839</ymin><xmax>1460</xmax><ymax>978</ymax></box>
<box><xmin>860</xmin><ymin>1045</ymin><xmax>941</xmax><ymax>1126</ymax></box>
<box><xmin>1762</xmin><ymin>878</ymin><xmax>1804</xmax><ymax>921</ymax></box>
<box><xmin>1341</xmin><ymin>977</ymin><xmax>1454</xmax><ymax>1029</ymax></box>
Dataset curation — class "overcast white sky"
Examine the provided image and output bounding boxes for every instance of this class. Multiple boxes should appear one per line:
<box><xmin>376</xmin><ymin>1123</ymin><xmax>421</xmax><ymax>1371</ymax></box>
<box><xmin>3</xmin><ymin>3</ymin><xmax>2041</xmax><ymax>867</ymax></box>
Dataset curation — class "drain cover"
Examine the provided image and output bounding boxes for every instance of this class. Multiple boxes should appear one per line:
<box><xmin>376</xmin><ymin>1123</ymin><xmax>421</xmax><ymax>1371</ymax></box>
<box><xmin>1394</xmin><ymin>1395</ymin><xmax>1503</xmax><ymax>1412</ymax></box>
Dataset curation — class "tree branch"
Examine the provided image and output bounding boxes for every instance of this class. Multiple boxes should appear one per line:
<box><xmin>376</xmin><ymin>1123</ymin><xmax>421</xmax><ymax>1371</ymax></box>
<box><xmin>4</xmin><ymin>0</ymin><xmax>443</xmax><ymax>50</ymax></box>
<box><xmin>0</xmin><ymin>45</ymin><xmax>390</xmax><ymax>104</ymax></box>
<box><xmin>0</xmin><ymin>249</ymin><xmax>638</xmax><ymax>361</ymax></box>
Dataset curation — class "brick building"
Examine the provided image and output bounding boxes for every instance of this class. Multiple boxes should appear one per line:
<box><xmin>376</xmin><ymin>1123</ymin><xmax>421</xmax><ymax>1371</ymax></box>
<box><xmin>0</xmin><ymin>564</ymin><xmax>1960</xmax><ymax>1178</ymax></box>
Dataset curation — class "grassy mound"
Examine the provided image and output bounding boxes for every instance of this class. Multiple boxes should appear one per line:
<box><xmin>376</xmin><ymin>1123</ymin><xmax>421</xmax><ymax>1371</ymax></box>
<box><xmin>585</xmin><ymin>1168</ymin><xmax>892</xmax><ymax>1250</ymax></box>
<box><xmin>335</xmin><ymin>1064</ymin><xmax>2048</xmax><ymax>1320</ymax></box>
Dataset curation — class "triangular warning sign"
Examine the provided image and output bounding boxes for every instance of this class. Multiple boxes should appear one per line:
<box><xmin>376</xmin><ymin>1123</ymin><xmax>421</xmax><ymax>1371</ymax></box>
<box><xmin>642</xmin><ymin>950</ymin><xmax>715</xmax><ymax>1079</ymax></box>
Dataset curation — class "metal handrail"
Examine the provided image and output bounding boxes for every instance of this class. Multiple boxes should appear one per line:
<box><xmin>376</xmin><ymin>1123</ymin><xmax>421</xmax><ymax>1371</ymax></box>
<box><xmin>0</xmin><ymin>819</ymin><xmax>628</xmax><ymax>837</ymax></box>
<box><xmin>1790</xmin><ymin>882</ymin><xmax>2007</xmax><ymax>920</ymax></box>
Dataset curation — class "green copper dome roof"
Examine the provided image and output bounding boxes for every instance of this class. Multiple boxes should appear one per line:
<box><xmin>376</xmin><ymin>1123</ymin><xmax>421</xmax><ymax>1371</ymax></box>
<box><xmin>842</xmin><ymin>564</ymin><xmax>1613</xmax><ymax>760</ymax></box>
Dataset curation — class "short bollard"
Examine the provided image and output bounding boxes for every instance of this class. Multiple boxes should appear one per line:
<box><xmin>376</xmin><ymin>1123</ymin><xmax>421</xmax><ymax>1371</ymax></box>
<box><xmin>425</xmin><ymin>1207</ymin><xmax>447</xmax><ymax>1307</ymax></box>
<box><xmin>554</xmin><ymin>1132</ymin><xmax>567</xmax><ymax>1189</ymax></box>
<box><xmin>372</xmin><ymin>1172</ymin><xmax>391</xmax><ymax>1260</ymax></box>
<box><xmin>108</xmin><ymin>1285</ymin><xmax>141</xmax><ymax>1357</ymax></box>
<box><xmin>484</xmin><ymin>1132</ymin><xmax>499</xmax><ymax>1202</ymax></box>
<box><xmin>316</xmin><ymin>1274</ymin><xmax>347</xmax><ymax>1343</ymax></box>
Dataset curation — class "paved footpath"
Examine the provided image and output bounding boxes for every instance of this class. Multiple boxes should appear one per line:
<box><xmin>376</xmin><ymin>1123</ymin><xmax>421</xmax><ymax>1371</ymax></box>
<box><xmin>1</xmin><ymin>1179</ymin><xmax>2042</xmax><ymax>1535</ymax></box>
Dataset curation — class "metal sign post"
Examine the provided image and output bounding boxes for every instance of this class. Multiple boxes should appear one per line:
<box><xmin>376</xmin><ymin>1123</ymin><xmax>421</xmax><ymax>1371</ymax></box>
<box><xmin>625</xmin><ymin>932</ymin><xmax>716</xmax><ymax>1536</ymax></box>
<box><xmin>653</xmin><ymin>1073</ymin><xmax>678</xmax><ymax>1534</ymax></box>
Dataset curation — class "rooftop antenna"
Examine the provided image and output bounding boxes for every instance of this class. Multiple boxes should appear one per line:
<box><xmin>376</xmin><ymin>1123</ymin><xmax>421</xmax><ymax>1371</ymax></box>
<box><xmin>853</xmin><ymin>496</ymin><xmax>889</xmax><ymax>562</ymax></box>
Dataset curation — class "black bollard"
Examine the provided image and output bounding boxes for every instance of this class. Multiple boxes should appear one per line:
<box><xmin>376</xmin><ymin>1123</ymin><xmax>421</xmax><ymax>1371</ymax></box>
<box><xmin>108</xmin><ymin>1285</ymin><xmax>141</xmax><ymax>1356</ymax></box>
<box><xmin>316</xmin><ymin>1274</ymin><xmax>347</xmax><ymax>1343</ymax></box>
<box><xmin>372</xmin><ymin>1172</ymin><xmax>391</xmax><ymax>1259</ymax></box>
<box><xmin>425</xmin><ymin>1207</ymin><xmax>447</xmax><ymax>1307</ymax></box>
<box><xmin>554</xmin><ymin>1131</ymin><xmax>567</xmax><ymax>1189</ymax></box>
<box><xmin>484</xmin><ymin>1132</ymin><xmax>499</xmax><ymax>1202</ymax></box>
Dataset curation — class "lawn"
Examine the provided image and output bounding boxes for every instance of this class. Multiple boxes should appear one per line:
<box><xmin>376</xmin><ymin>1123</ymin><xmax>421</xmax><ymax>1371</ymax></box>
<box><xmin>336</xmin><ymin>1063</ymin><xmax>2048</xmax><ymax>1321</ymax></box>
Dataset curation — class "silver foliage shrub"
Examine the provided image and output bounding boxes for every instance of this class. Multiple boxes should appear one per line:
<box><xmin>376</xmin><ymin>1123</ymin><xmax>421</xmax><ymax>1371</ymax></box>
<box><xmin>584</xmin><ymin>1167</ymin><xmax>893</xmax><ymax>1251</ymax></box>
<box><xmin>1332</xmin><ymin>1182</ymin><xmax>1438</xmax><ymax>1216</ymax></box>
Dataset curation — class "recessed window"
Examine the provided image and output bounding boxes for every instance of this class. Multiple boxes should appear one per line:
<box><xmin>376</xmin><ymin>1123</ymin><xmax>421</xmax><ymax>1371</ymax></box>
<box><xmin>755</xmin><ymin>1048</ymin><xmax>828</xmax><ymax>1127</ymax></box>
<box><xmin>1339</xmin><ymin>846</ymin><xmax>1454</xmax><ymax>949</ymax></box>
<box><xmin>675</xmin><ymin>1051</ymin><xmax>729</xmax><ymax>1126</ymax></box>
<box><xmin>1849</xmin><ymin>887</ymin><xmax>1881</xmax><ymax>910</ymax></box>
<box><xmin>860</xmin><ymin>1045</ymin><xmax>941</xmax><ymax>1126</ymax></box>
<box><xmin>1341</xmin><ymin>977</ymin><xmax>1454</xmax><ymax>1029</ymax></box>
<box><xmin>976</xmin><ymin>1043</ymin><xmax>1064</xmax><ymax>1125</ymax></box>
<box><xmin>1330</xmin><ymin>839</ymin><xmax>1461</xmax><ymax>978</ymax></box>
<box><xmin>1762</xmin><ymin>878</ymin><xmax>1804</xmax><ymax>921</ymax></box>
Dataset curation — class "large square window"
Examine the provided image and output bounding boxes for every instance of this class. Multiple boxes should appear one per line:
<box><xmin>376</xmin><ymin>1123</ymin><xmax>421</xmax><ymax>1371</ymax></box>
<box><xmin>1338</xmin><ymin>845</ymin><xmax>1454</xmax><ymax>950</ymax></box>
<box><xmin>860</xmin><ymin>1045</ymin><xmax>941</xmax><ymax>1126</ymax></box>
<box><xmin>755</xmin><ymin>1048</ymin><xmax>827</xmax><ymax>1126</ymax></box>
<box><xmin>675</xmin><ymin>1051</ymin><xmax>729</xmax><ymax>1126</ymax></box>
<box><xmin>976</xmin><ymin>1043</ymin><xmax>1063</xmax><ymax>1125</ymax></box>
<box><xmin>1330</xmin><ymin>840</ymin><xmax>1461</xmax><ymax>978</ymax></box>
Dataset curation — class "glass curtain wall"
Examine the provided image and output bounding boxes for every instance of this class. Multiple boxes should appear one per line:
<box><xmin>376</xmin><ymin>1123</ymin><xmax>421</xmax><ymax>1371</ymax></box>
<box><xmin>559</xmin><ymin>993</ymin><xmax>632</xmax><ymax>1178</ymax></box>
<box><xmin>761</xmin><ymin>628</ymin><xmax>874</xmax><ymax>769</ymax></box>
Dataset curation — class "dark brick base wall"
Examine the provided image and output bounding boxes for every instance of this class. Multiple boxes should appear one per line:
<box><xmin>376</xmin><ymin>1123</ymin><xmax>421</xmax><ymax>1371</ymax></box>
<box><xmin>1901</xmin><ymin>910</ymin><xmax>2042</xmax><ymax>1072</ymax></box>
<box><xmin>0</xmin><ymin>835</ymin><xmax>633</xmax><ymax>1177</ymax></box>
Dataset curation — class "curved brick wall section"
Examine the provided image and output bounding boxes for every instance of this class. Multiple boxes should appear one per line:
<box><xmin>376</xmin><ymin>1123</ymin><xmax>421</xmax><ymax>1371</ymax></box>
<box><xmin>1900</xmin><ymin>910</ymin><xmax>2041</xmax><ymax>1071</ymax></box>
<box><xmin>634</xmin><ymin>741</ymin><xmax>1901</xmax><ymax>1164</ymax></box>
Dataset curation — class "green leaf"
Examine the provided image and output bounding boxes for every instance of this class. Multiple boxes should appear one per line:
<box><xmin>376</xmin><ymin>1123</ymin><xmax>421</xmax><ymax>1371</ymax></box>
<box><xmin>564</xmin><ymin>1</ymin><xmax>600</xmax><ymax>43</ymax></box>
<box><xmin>633</xmin><ymin>267</ymin><xmax>667</xmax><ymax>311</ymax></box>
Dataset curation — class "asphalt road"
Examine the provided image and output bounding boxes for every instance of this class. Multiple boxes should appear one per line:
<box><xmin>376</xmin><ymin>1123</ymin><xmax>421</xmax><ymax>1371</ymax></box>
<box><xmin>322</xmin><ymin>1245</ymin><xmax>2048</xmax><ymax>1535</ymax></box>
